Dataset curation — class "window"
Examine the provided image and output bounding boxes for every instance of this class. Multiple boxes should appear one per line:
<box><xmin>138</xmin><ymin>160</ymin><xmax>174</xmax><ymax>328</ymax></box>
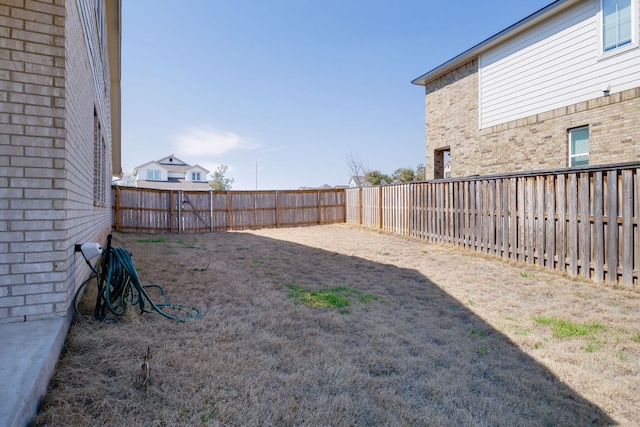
<box><xmin>569</xmin><ymin>126</ymin><xmax>589</xmax><ymax>167</ymax></box>
<box><xmin>93</xmin><ymin>109</ymin><xmax>107</xmax><ymax>207</ymax></box>
<box><xmin>603</xmin><ymin>0</ymin><xmax>632</xmax><ymax>52</ymax></box>
<box><xmin>147</xmin><ymin>170</ymin><xmax>161</xmax><ymax>180</ymax></box>
<box><xmin>433</xmin><ymin>148</ymin><xmax>450</xmax><ymax>179</ymax></box>
<box><xmin>191</xmin><ymin>172</ymin><xmax>201</xmax><ymax>181</ymax></box>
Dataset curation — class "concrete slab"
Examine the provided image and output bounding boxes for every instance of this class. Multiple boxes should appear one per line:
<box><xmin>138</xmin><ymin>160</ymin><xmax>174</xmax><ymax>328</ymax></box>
<box><xmin>0</xmin><ymin>317</ymin><xmax>69</xmax><ymax>427</ymax></box>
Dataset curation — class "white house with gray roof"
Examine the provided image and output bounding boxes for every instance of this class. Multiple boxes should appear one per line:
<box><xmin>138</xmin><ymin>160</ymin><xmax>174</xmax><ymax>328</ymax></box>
<box><xmin>134</xmin><ymin>155</ymin><xmax>212</xmax><ymax>190</ymax></box>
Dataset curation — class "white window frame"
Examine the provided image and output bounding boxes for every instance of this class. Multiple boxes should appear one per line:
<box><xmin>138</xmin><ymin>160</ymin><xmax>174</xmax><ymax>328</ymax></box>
<box><xmin>569</xmin><ymin>126</ymin><xmax>590</xmax><ymax>167</ymax></box>
<box><xmin>191</xmin><ymin>171</ymin><xmax>202</xmax><ymax>181</ymax></box>
<box><xmin>147</xmin><ymin>169</ymin><xmax>161</xmax><ymax>180</ymax></box>
<box><xmin>601</xmin><ymin>0</ymin><xmax>636</xmax><ymax>55</ymax></box>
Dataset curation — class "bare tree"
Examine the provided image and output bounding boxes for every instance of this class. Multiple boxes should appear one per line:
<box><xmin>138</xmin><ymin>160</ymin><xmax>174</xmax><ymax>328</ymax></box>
<box><xmin>346</xmin><ymin>152</ymin><xmax>368</xmax><ymax>179</ymax></box>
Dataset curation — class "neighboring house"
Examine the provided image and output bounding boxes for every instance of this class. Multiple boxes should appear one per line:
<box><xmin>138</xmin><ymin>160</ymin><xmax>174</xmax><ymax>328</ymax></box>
<box><xmin>298</xmin><ymin>184</ymin><xmax>335</xmax><ymax>190</ymax></box>
<box><xmin>349</xmin><ymin>176</ymin><xmax>368</xmax><ymax>187</ymax></box>
<box><xmin>1</xmin><ymin>0</ymin><xmax>120</xmax><ymax>424</ymax></box>
<box><xmin>133</xmin><ymin>155</ymin><xmax>212</xmax><ymax>190</ymax></box>
<box><xmin>413</xmin><ymin>0</ymin><xmax>640</xmax><ymax>179</ymax></box>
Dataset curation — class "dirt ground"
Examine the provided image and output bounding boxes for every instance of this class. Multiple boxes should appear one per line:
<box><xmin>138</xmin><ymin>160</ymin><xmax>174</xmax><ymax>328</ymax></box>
<box><xmin>32</xmin><ymin>224</ymin><xmax>640</xmax><ymax>426</ymax></box>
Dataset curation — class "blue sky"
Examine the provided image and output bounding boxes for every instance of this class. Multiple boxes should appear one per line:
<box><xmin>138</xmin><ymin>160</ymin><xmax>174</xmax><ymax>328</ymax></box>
<box><xmin>121</xmin><ymin>0</ymin><xmax>553</xmax><ymax>190</ymax></box>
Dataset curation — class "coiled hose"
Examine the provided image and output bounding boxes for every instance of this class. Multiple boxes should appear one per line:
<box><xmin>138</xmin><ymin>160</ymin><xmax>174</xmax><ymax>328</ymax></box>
<box><xmin>74</xmin><ymin>238</ymin><xmax>201</xmax><ymax>322</ymax></box>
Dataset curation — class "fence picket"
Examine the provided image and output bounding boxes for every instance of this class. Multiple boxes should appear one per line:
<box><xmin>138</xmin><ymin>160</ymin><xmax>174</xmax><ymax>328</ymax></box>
<box><xmin>470</xmin><ymin>181</ymin><xmax>477</xmax><ymax>251</ymax></box>
<box><xmin>622</xmin><ymin>170</ymin><xmax>634</xmax><ymax>286</ymax></box>
<box><xmin>545</xmin><ymin>176</ymin><xmax>555</xmax><ymax>269</ymax></box>
<box><xmin>556</xmin><ymin>174</ymin><xmax>566</xmax><ymax>272</ymax></box>
<box><xmin>509</xmin><ymin>178</ymin><xmax>517</xmax><ymax>260</ymax></box>
<box><xmin>607</xmin><ymin>171</ymin><xmax>619</xmax><ymax>283</ymax></box>
<box><xmin>579</xmin><ymin>173</ymin><xmax>591</xmax><ymax>278</ymax></box>
<box><xmin>536</xmin><ymin>176</ymin><xmax>545</xmax><ymax>267</ymax></box>
<box><xmin>593</xmin><ymin>172</ymin><xmax>605</xmax><ymax>282</ymax></box>
<box><xmin>568</xmin><ymin>174</ymin><xmax>578</xmax><ymax>275</ymax></box>
<box><xmin>501</xmin><ymin>179</ymin><xmax>509</xmax><ymax>259</ymax></box>
<box><xmin>526</xmin><ymin>178</ymin><xmax>535</xmax><ymax>264</ymax></box>
<box><xmin>487</xmin><ymin>179</ymin><xmax>498</xmax><ymax>255</ymax></box>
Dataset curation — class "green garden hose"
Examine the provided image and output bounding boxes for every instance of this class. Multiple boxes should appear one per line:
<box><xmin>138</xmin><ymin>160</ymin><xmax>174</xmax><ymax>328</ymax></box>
<box><xmin>74</xmin><ymin>238</ymin><xmax>201</xmax><ymax>322</ymax></box>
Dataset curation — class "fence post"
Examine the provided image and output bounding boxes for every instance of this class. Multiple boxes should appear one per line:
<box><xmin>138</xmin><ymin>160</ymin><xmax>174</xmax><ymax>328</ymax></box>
<box><xmin>343</xmin><ymin>189</ymin><xmax>347</xmax><ymax>224</ymax></box>
<box><xmin>169</xmin><ymin>191</ymin><xmax>174</xmax><ymax>233</ymax></box>
<box><xmin>177</xmin><ymin>190</ymin><xmax>182</xmax><ymax>233</ymax></box>
<box><xmin>210</xmin><ymin>191</ymin><xmax>214</xmax><ymax>232</ymax></box>
<box><xmin>359</xmin><ymin>187</ymin><xmax>363</xmax><ymax>225</ymax></box>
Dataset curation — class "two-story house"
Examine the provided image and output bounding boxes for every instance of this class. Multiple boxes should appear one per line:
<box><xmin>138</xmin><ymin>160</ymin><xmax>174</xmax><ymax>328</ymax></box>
<box><xmin>134</xmin><ymin>155</ymin><xmax>211</xmax><ymax>190</ymax></box>
<box><xmin>413</xmin><ymin>0</ymin><xmax>640</xmax><ymax>179</ymax></box>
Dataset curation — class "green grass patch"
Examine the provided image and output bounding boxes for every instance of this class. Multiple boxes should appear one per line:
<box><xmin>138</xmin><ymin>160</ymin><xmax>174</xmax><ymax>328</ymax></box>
<box><xmin>520</xmin><ymin>272</ymin><xmax>535</xmax><ymax>278</ymax></box>
<box><xmin>284</xmin><ymin>285</ymin><xmax>380</xmax><ymax>312</ymax></box>
<box><xmin>615</xmin><ymin>351</ymin><xmax>628</xmax><ymax>361</ymax></box>
<box><xmin>632</xmin><ymin>333</ymin><xmax>640</xmax><ymax>343</ymax></box>
<box><xmin>135</xmin><ymin>237</ymin><xmax>167</xmax><ymax>243</ymax></box>
<box><xmin>584</xmin><ymin>338</ymin><xmax>605</xmax><ymax>353</ymax></box>
<box><xmin>532</xmin><ymin>316</ymin><xmax>604</xmax><ymax>338</ymax></box>
<box><xmin>199</xmin><ymin>412</ymin><xmax>216</xmax><ymax>423</ymax></box>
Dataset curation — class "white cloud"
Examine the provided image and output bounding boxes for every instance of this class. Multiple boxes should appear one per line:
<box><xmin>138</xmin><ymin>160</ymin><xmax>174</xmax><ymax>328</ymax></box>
<box><xmin>174</xmin><ymin>127</ymin><xmax>256</xmax><ymax>157</ymax></box>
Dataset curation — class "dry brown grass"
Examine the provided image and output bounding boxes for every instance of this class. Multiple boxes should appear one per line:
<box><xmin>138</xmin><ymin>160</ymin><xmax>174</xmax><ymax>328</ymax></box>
<box><xmin>31</xmin><ymin>224</ymin><xmax>640</xmax><ymax>426</ymax></box>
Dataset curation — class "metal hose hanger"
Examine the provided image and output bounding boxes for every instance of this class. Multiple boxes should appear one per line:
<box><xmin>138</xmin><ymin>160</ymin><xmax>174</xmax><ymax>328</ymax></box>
<box><xmin>74</xmin><ymin>235</ymin><xmax>201</xmax><ymax>322</ymax></box>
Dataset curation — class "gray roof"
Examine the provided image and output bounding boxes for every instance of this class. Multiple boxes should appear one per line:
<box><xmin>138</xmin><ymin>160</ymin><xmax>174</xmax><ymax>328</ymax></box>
<box><xmin>135</xmin><ymin>179</ymin><xmax>213</xmax><ymax>191</ymax></box>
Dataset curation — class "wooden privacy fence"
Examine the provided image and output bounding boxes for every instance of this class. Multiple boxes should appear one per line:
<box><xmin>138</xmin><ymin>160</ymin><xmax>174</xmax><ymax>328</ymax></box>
<box><xmin>112</xmin><ymin>187</ymin><xmax>346</xmax><ymax>233</ymax></box>
<box><xmin>346</xmin><ymin>163</ymin><xmax>640</xmax><ymax>287</ymax></box>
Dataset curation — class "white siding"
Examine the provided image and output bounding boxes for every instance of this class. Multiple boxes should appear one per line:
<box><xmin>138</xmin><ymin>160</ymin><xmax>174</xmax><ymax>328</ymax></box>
<box><xmin>186</xmin><ymin>167</ymin><xmax>208</xmax><ymax>181</ymax></box>
<box><xmin>138</xmin><ymin>166</ymin><xmax>168</xmax><ymax>181</ymax></box>
<box><xmin>479</xmin><ymin>0</ymin><xmax>640</xmax><ymax>128</ymax></box>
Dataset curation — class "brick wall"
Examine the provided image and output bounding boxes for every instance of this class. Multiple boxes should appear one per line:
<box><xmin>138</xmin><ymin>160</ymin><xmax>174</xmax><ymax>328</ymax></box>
<box><xmin>0</xmin><ymin>0</ymin><xmax>112</xmax><ymax>324</ymax></box>
<box><xmin>424</xmin><ymin>60</ymin><xmax>640</xmax><ymax>179</ymax></box>
<box><xmin>424</xmin><ymin>60</ymin><xmax>478</xmax><ymax>179</ymax></box>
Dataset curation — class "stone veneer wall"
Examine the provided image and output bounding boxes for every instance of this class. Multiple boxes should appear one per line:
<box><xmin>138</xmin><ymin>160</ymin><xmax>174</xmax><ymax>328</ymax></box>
<box><xmin>424</xmin><ymin>60</ymin><xmax>640</xmax><ymax>179</ymax></box>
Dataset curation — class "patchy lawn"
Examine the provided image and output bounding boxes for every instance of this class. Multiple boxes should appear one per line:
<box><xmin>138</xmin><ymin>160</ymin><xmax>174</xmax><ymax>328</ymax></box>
<box><xmin>32</xmin><ymin>224</ymin><xmax>640</xmax><ymax>426</ymax></box>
